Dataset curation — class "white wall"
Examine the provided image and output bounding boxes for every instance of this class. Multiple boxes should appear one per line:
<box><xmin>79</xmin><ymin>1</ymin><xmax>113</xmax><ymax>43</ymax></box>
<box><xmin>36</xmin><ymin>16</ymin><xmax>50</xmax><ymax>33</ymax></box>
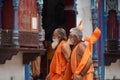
<box><xmin>0</xmin><ymin>52</ymin><xmax>24</xmax><ymax>80</ymax></box>
<box><xmin>76</xmin><ymin>0</ymin><xmax>93</xmax><ymax>38</ymax></box>
<box><xmin>105</xmin><ymin>60</ymin><xmax>120</xmax><ymax>79</ymax></box>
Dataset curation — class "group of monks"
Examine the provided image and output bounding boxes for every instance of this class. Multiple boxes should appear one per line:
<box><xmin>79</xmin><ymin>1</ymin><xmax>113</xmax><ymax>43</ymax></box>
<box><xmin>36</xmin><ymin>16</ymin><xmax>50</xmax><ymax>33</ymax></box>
<box><xmin>45</xmin><ymin>20</ymin><xmax>101</xmax><ymax>80</ymax></box>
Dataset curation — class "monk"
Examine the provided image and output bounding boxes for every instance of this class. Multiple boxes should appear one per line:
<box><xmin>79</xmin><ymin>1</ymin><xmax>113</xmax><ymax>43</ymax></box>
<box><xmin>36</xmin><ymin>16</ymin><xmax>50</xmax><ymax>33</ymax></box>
<box><xmin>69</xmin><ymin>27</ymin><xmax>101</xmax><ymax>80</ymax></box>
<box><xmin>46</xmin><ymin>28</ymin><xmax>71</xmax><ymax>80</ymax></box>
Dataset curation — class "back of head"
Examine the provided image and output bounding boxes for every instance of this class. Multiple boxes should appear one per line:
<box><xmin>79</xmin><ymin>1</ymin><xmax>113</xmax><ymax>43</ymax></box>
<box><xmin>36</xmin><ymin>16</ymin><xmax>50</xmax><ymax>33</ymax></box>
<box><xmin>70</xmin><ymin>27</ymin><xmax>83</xmax><ymax>41</ymax></box>
<box><xmin>56</xmin><ymin>28</ymin><xmax>67</xmax><ymax>41</ymax></box>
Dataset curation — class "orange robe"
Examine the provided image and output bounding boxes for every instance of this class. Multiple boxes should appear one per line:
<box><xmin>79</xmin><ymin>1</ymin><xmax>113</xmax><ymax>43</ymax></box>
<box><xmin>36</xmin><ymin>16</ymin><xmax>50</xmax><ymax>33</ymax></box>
<box><xmin>49</xmin><ymin>40</ymin><xmax>67</xmax><ymax>80</ymax></box>
<box><xmin>71</xmin><ymin>27</ymin><xmax>101</xmax><ymax>80</ymax></box>
<box><xmin>62</xmin><ymin>39</ymin><xmax>72</xmax><ymax>80</ymax></box>
<box><xmin>63</xmin><ymin>61</ymin><xmax>72</xmax><ymax>80</ymax></box>
<box><xmin>31</xmin><ymin>56</ymin><xmax>41</xmax><ymax>77</ymax></box>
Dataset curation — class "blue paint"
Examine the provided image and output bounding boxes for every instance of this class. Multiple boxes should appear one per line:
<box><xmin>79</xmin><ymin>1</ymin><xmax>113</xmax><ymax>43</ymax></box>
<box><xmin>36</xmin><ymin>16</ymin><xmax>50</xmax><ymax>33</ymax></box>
<box><xmin>0</xmin><ymin>0</ymin><xmax>3</xmax><ymax>29</ymax></box>
<box><xmin>13</xmin><ymin>1</ymin><xmax>19</xmax><ymax>46</ymax></box>
<box><xmin>91</xmin><ymin>0</ymin><xmax>94</xmax><ymax>9</ymax></box>
<box><xmin>12</xmin><ymin>0</ymin><xmax>19</xmax><ymax>7</ymax></box>
<box><xmin>39</xmin><ymin>32</ymin><xmax>42</xmax><ymax>36</ymax></box>
<box><xmin>100</xmin><ymin>0</ymin><xmax>105</xmax><ymax>79</ymax></box>
<box><xmin>73</xmin><ymin>0</ymin><xmax>77</xmax><ymax>12</ymax></box>
<box><xmin>13</xmin><ymin>7</ymin><xmax>18</xmax><ymax>30</ymax></box>
<box><xmin>104</xmin><ymin>12</ymin><xmax>107</xmax><ymax>41</ymax></box>
<box><xmin>25</xmin><ymin>64</ymin><xmax>31</xmax><ymax>80</ymax></box>
<box><xmin>91</xmin><ymin>0</ymin><xmax>101</xmax><ymax>79</ymax></box>
<box><xmin>117</xmin><ymin>12</ymin><xmax>120</xmax><ymax>41</ymax></box>
<box><xmin>91</xmin><ymin>0</ymin><xmax>99</xmax><ymax>61</ymax></box>
<box><xmin>0</xmin><ymin>0</ymin><xmax>4</xmax><ymax>7</ymax></box>
<box><xmin>13</xmin><ymin>29</ymin><xmax>19</xmax><ymax>34</ymax></box>
<box><xmin>36</xmin><ymin>0</ymin><xmax>43</xmax><ymax>8</ymax></box>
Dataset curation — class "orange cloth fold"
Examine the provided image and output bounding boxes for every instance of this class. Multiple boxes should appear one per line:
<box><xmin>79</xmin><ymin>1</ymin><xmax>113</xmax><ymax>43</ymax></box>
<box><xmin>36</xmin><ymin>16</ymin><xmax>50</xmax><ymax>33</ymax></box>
<box><xmin>71</xmin><ymin>27</ymin><xmax>101</xmax><ymax>75</ymax></box>
<box><xmin>49</xmin><ymin>40</ymin><xmax>67</xmax><ymax>80</ymax></box>
<box><xmin>31</xmin><ymin>56</ymin><xmax>41</xmax><ymax>76</ymax></box>
<box><xmin>63</xmin><ymin>61</ymin><xmax>72</xmax><ymax>80</ymax></box>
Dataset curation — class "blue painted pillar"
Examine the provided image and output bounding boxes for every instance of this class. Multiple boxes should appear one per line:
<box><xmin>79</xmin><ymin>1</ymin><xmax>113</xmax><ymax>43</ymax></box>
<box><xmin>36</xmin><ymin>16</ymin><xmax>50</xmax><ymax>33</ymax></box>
<box><xmin>104</xmin><ymin>11</ymin><xmax>108</xmax><ymax>52</ymax></box>
<box><xmin>118</xmin><ymin>11</ymin><xmax>120</xmax><ymax>51</ymax></box>
<box><xmin>91</xmin><ymin>0</ymin><xmax>100</xmax><ymax>79</ymax></box>
<box><xmin>100</xmin><ymin>0</ymin><xmax>105</xmax><ymax>79</ymax></box>
<box><xmin>36</xmin><ymin>0</ymin><xmax>44</xmax><ymax>48</ymax></box>
<box><xmin>12</xmin><ymin>0</ymin><xmax>19</xmax><ymax>46</ymax></box>
<box><xmin>0</xmin><ymin>0</ymin><xmax>4</xmax><ymax>45</ymax></box>
<box><xmin>12</xmin><ymin>0</ymin><xmax>31</xmax><ymax>80</ymax></box>
<box><xmin>25</xmin><ymin>64</ymin><xmax>31</xmax><ymax>80</ymax></box>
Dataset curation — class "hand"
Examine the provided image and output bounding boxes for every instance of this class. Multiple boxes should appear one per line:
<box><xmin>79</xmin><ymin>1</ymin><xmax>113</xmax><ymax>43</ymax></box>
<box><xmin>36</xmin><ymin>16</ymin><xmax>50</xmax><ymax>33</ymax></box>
<box><xmin>72</xmin><ymin>75</ymin><xmax>82</xmax><ymax>80</ymax></box>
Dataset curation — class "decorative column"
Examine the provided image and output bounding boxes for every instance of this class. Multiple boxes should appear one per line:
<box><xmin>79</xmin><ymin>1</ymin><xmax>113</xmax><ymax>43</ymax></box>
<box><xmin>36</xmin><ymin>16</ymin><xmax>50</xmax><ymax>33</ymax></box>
<box><xmin>36</xmin><ymin>0</ymin><xmax>44</xmax><ymax>48</ymax></box>
<box><xmin>12</xmin><ymin>0</ymin><xmax>19</xmax><ymax>46</ymax></box>
<box><xmin>119</xmin><ymin>12</ymin><xmax>120</xmax><ymax>50</ymax></box>
<box><xmin>118</xmin><ymin>2</ymin><xmax>120</xmax><ymax>50</ymax></box>
<box><xmin>0</xmin><ymin>0</ymin><xmax>4</xmax><ymax>45</ymax></box>
<box><xmin>91</xmin><ymin>0</ymin><xmax>101</xmax><ymax>79</ymax></box>
<box><xmin>99</xmin><ymin>0</ymin><xmax>105</xmax><ymax>79</ymax></box>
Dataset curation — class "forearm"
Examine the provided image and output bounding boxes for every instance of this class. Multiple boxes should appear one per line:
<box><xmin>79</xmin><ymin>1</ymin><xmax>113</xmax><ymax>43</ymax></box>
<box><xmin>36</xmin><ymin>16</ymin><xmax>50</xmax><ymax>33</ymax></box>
<box><xmin>79</xmin><ymin>57</ymin><xmax>92</xmax><ymax>76</ymax></box>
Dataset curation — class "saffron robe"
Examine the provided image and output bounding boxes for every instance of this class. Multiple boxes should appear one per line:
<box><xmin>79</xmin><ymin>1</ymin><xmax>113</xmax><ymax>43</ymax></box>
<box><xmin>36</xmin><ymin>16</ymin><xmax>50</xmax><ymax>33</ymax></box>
<box><xmin>49</xmin><ymin>40</ymin><xmax>67</xmax><ymax>80</ymax></box>
<box><xmin>71</xmin><ymin>27</ymin><xmax>101</xmax><ymax>80</ymax></box>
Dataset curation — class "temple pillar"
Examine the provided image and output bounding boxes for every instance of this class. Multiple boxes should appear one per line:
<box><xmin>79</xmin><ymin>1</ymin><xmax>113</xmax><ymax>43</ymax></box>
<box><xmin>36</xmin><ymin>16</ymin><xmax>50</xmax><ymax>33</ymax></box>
<box><xmin>12</xmin><ymin>0</ymin><xmax>19</xmax><ymax>46</ymax></box>
<box><xmin>0</xmin><ymin>0</ymin><xmax>4</xmax><ymax>45</ymax></box>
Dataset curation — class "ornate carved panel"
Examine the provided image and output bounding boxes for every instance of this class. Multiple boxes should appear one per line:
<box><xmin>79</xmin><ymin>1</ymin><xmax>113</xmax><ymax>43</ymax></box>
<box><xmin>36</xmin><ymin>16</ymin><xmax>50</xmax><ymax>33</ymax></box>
<box><xmin>19</xmin><ymin>32</ymin><xmax>39</xmax><ymax>48</ymax></box>
<box><xmin>1</xmin><ymin>30</ymin><xmax>13</xmax><ymax>46</ymax></box>
<box><xmin>105</xmin><ymin>51</ymin><xmax>120</xmax><ymax>66</ymax></box>
<box><xmin>20</xmin><ymin>48</ymin><xmax>46</xmax><ymax>64</ymax></box>
<box><xmin>106</xmin><ymin>0</ymin><xmax>118</xmax><ymax>13</ymax></box>
<box><xmin>107</xmin><ymin>10</ymin><xmax>119</xmax><ymax>40</ymax></box>
<box><xmin>105</xmin><ymin>6</ymin><xmax>120</xmax><ymax>66</ymax></box>
<box><xmin>106</xmin><ymin>40</ymin><xmax>118</xmax><ymax>51</ymax></box>
<box><xmin>0</xmin><ymin>47</ymin><xmax>18</xmax><ymax>64</ymax></box>
<box><xmin>0</xmin><ymin>47</ymin><xmax>46</xmax><ymax>64</ymax></box>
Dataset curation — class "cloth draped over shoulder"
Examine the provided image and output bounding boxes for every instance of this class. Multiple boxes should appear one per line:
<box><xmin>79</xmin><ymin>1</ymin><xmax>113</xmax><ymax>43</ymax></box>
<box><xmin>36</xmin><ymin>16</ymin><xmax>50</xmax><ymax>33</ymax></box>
<box><xmin>71</xmin><ymin>27</ymin><xmax>101</xmax><ymax>76</ymax></box>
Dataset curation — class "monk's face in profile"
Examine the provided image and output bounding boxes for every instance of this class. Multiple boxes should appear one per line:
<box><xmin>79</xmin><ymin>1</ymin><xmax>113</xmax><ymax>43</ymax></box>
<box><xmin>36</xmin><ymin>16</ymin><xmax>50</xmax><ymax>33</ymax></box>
<box><xmin>69</xmin><ymin>34</ymin><xmax>78</xmax><ymax>45</ymax></box>
<box><xmin>51</xmin><ymin>29</ymin><xmax>60</xmax><ymax>49</ymax></box>
<box><xmin>69</xmin><ymin>34</ymin><xmax>74</xmax><ymax>45</ymax></box>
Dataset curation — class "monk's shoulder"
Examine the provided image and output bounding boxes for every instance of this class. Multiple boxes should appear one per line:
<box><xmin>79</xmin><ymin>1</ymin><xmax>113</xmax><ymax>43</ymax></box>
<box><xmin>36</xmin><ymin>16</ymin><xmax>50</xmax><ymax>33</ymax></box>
<box><xmin>78</xmin><ymin>42</ymin><xmax>86</xmax><ymax>50</ymax></box>
<box><xmin>77</xmin><ymin>42</ymin><xmax>86</xmax><ymax>55</ymax></box>
<box><xmin>61</xmin><ymin>42</ymin><xmax>71</xmax><ymax>53</ymax></box>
